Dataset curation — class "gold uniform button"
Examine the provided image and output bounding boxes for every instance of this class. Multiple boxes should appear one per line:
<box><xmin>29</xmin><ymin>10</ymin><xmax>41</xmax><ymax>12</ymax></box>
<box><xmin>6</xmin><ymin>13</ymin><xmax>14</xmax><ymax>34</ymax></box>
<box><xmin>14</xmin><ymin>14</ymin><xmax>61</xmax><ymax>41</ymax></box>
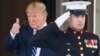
<box><xmin>81</xmin><ymin>31</ymin><xmax>83</xmax><ymax>34</ymax></box>
<box><xmin>80</xmin><ymin>47</ymin><xmax>83</xmax><ymax>50</ymax></box>
<box><xmin>67</xmin><ymin>49</ymin><xmax>70</xmax><ymax>51</ymax></box>
<box><xmin>74</xmin><ymin>31</ymin><xmax>76</xmax><ymax>34</ymax></box>
<box><xmin>92</xmin><ymin>50</ymin><xmax>95</xmax><ymax>53</ymax></box>
<box><xmin>80</xmin><ymin>53</ymin><xmax>84</xmax><ymax>56</ymax></box>
<box><xmin>78</xmin><ymin>36</ymin><xmax>81</xmax><ymax>39</ymax></box>
<box><xmin>66</xmin><ymin>43</ymin><xmax>71</xmax><ymax>45</ymax></box>
<box><xmin>66</xmin><ymin>54</ymin><xmax>71</xmax><ymax>56</ymax></box>
<box><xmin>64</xmin><ymin>31</ymin><xmax>67</xmax><ymax>34</ymax></box>
<box><xmin>78</xmin><ymin>42</ymin><xmax>82</xmax><ymax>45</ymax></box>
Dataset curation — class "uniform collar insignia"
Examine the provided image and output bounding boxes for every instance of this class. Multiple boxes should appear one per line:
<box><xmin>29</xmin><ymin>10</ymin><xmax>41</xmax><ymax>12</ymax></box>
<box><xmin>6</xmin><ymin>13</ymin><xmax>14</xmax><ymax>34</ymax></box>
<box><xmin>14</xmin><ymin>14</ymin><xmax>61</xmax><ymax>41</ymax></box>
<box><xmin>67</xmin><ymin>27</ymin><xmax>84</xmax><ymax>36</ymax></box>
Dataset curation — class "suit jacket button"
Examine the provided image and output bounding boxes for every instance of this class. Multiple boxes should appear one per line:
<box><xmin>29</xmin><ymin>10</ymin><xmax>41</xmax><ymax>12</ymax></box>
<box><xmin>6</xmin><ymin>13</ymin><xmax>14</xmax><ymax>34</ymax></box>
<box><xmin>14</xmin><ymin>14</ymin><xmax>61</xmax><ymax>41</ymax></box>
<box><xmin>67</xmin><ymin>49</ymin><xmax>70</xmax><ymax>51</ymax></box>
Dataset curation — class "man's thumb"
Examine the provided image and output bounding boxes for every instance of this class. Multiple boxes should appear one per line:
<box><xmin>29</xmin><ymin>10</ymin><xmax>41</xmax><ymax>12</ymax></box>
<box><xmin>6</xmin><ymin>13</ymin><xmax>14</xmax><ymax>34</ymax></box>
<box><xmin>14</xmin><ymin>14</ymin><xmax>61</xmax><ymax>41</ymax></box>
<box><xmin>16</xmin><ymin>18</ymin><xmax>20</xmax><ymax>24</ymax></box>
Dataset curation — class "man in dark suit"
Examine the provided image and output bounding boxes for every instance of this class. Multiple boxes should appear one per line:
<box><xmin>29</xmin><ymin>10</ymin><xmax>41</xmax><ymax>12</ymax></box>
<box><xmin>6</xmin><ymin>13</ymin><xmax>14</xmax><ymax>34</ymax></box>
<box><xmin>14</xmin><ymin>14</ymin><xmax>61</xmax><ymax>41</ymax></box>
<box><xmin>30</xmin><ymin>1</ymin><xmax>100</xmax><ymax>56</ymax></box>
<box><xmin>5</xmin><ymin>2</ymin><xmax>56</xmax><ymax>56</ymax></box>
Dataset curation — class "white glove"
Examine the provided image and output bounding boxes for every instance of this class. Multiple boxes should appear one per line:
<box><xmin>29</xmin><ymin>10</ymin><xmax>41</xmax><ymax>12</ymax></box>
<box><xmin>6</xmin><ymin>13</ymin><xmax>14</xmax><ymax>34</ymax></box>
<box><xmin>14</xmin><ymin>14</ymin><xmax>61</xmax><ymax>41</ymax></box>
<box><xmin>55</xmin><ymin>11</ymin><xmax>70</xmax><ymax>28</ymax></box>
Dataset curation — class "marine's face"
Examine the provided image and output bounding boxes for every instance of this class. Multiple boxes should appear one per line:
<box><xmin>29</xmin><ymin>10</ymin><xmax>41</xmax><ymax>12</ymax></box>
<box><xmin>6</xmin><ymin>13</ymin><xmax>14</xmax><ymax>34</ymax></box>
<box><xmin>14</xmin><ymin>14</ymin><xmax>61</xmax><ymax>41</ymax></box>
<box><xmin>68</xmin><ymin>15</ymin><xmax>86</xmax><ymax>31</ymax></box>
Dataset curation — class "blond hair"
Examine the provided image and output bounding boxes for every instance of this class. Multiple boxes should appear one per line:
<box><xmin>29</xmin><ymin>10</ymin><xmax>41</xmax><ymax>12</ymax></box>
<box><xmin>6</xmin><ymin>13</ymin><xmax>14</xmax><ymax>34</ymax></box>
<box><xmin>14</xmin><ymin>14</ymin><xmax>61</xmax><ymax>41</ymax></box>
<box><xmin>26</xmin><ymin>2</ymin><xmax>48</xmax><ymax>17</ymax></box>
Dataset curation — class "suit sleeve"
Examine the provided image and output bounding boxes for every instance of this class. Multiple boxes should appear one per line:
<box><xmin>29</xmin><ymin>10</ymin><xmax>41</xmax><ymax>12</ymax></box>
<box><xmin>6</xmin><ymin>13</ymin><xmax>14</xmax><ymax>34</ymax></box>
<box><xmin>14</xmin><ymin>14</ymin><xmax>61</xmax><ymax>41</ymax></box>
<box><xmin>29</xmin><ymin>22</ymin><xmax>59</xmax><ymax>48</ymax></box>
<box><xmin>4</xmin><ymin>33</ymin><xmax>18</xmax><ymax>51</ymax></box>
<box><xmin>4</xmin><ymin>26</ymin><xmax>24</xmax><ymax>51</ymax></box>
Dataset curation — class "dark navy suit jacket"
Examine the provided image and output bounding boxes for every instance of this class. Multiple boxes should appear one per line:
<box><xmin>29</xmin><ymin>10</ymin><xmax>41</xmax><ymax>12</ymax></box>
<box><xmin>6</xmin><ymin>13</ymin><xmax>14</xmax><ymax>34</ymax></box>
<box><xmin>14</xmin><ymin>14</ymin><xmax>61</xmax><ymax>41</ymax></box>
<box><xmin>5</xmin><ymin>25</ymin><xmax>56</xmax><ymax>56</ymax></box>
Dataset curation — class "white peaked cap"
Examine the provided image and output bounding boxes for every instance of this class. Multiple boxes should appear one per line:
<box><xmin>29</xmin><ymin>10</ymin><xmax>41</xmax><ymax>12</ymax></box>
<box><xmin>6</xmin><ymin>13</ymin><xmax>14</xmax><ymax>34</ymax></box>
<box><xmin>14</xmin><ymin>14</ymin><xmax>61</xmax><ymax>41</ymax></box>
<box><xmin>61</xmin><ymin>1</ymin><xmax>91</xmax><ymax>10</ymax></box>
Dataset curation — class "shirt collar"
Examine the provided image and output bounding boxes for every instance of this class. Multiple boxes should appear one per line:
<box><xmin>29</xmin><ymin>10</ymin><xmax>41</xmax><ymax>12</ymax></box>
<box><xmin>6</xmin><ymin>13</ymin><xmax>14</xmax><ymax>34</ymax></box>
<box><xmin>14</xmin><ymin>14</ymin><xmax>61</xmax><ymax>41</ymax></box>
<box><xmin>40</xmin><ymin>22</ymin><xmax>47</xmax><ymax>29</ymax></box>
<box><xmin>33</xmin><ymin>22</ymin><xmax>47</xmax><ymax>31</ymax></box>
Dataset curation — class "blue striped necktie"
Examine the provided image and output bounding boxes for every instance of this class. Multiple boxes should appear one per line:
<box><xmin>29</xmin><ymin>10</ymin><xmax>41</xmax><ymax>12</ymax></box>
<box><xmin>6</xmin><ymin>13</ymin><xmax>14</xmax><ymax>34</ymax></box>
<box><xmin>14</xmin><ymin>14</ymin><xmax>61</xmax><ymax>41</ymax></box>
<box><xmin>32</xmin><ymin>30</ymin><xmax>37</xmax><ymax>56</ymax></box>
<box><xmin>32</xmin><ymin>47</ymin><xmax>37</xmax><ymax>56</ymax></box>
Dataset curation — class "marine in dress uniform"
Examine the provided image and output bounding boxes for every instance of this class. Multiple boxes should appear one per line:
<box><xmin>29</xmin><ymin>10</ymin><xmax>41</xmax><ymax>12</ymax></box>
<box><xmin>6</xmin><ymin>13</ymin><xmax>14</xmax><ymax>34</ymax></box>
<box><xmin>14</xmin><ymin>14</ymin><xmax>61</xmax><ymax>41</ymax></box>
<box><xmin>30</xmin><ymin>1</ymin><xmax>100</xmax><ymax>56</ymax></box>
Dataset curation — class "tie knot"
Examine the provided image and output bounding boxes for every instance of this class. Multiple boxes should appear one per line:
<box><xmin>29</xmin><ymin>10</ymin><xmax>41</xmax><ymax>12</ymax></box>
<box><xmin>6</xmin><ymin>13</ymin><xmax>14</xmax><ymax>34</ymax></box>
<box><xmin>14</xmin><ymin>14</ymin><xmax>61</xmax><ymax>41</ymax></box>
<box><xmin>33</xmin><ymin>30</ymin><xmax>39</xmax><ymax>35</ymax></box>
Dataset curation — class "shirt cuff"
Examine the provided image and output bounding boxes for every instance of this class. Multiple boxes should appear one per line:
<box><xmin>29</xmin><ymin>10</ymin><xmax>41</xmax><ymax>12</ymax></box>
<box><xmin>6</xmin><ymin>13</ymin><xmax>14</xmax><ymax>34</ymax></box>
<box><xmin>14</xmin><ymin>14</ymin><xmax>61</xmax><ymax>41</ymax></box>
<box><xmin>10</xmin><ymin>31</ymin><xmax>16</xmax><ymax>39</ymax></box>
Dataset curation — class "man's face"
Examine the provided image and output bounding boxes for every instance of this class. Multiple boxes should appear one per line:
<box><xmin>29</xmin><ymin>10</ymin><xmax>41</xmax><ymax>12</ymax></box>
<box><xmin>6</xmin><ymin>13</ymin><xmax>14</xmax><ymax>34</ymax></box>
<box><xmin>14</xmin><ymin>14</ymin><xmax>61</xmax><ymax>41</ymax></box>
<box><xmin>27</xmin><ymin>10</ymin><xmax>46</xmax><ymax>29</ymax></box>
<box><xmin>68</xmin><ymin>15</ymin><xmax>86</xmax><ymax>31</ymax></box>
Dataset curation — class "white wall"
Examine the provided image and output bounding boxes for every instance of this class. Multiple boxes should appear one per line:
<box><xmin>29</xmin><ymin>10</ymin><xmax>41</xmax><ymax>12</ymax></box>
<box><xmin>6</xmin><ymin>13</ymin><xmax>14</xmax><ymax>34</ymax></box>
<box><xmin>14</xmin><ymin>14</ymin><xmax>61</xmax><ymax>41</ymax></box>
<box><xmin>96</xmin><ymin>0</ymin><xmax>100</xmax><ymax>37</ymax></box>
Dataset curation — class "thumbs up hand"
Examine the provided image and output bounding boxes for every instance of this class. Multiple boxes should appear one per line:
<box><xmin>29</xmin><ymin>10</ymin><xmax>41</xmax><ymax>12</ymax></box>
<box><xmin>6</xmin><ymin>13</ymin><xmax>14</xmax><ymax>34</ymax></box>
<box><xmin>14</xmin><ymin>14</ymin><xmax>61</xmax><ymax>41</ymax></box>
<box><xmin>10</xmin><ymin>18</ymin><xmax>20</xmax><ymax>35</ymax></box>
<box><xmin>16</xmin><ymin>18</ymin><xmax>20</xmax><ymax>24</ymax></box>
